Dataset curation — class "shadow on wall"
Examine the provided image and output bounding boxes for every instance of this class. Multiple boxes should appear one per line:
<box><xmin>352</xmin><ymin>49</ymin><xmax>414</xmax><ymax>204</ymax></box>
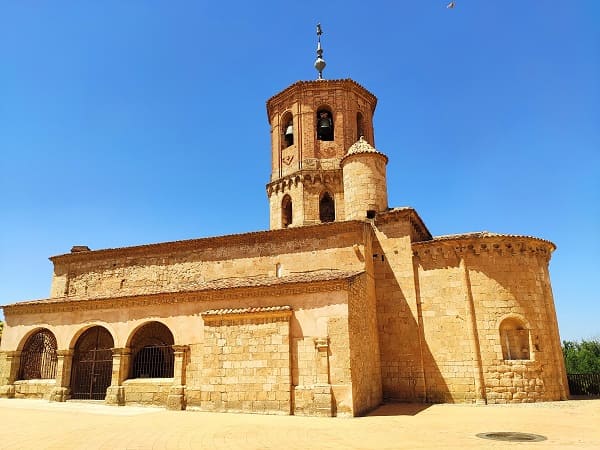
<box><xmin>373</xmin><ymin>243</ymin><xmax>451</xmax><ymax>404</ymax></box>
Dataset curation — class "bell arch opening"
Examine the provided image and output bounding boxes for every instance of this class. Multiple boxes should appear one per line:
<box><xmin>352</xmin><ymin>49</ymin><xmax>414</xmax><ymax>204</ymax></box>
<box><xmin>18</xmin><ymin>329</ymin><xmax>58</xmax><ymax>380</ymax></box>
<box><xmin>282</xmin><ymin>112</ymin><xmax>294</xmax><ymax>148</ymax></box>
<box><xmin>316</xmin><ymin>108</ymin><xmax>334</xmax><ymax>141</ymax></box>
<box><xmin>319</xmin><ymin>192</ymin><xmax>335</xmax><ymax>223</ymax></box>
<box><xmin>356</xmin><ymin>112</ymin><xmax>365</xmax><ymax>141</ymax></box>
<box><xmin>282</xmin><ymin>194</ymin><xmax>293</xmax><ymax>228</ymax></box>
<box><xmin>129</xmin><ymin>321</ymin><xmax>175</xmax><ymax>379</ymax></box>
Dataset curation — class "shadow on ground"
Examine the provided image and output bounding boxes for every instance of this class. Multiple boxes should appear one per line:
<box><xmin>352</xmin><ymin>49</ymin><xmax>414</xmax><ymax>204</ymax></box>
<box><xmin>365</xmin><ymin>402</ymin><xmax>432</xmax><ymax>417</ymax></box>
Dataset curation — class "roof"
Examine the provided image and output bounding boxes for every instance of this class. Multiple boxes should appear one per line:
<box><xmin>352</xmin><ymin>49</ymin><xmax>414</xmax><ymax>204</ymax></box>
<box><xmin>2</xmin><ymin>269</ymin><xmax>364</xmax><ymax>310</ymax></box>
<box><xmin>341</xmin><ymin>136</ymin><xmax>388</xmax><ymax>164</ymax></box>
<box><xmin>266</xmin><ymin>78</ymin><xmax>377</xmax><ymax>121</ymax></box>
<box><xmin>413</xmin><ymin>231</ymin><xmax>556</xmax><ymax>250</ymax></box>
<box><xmin>48</xmin><ymin>220</ymin><xmax>369</xmax><ymax>264</ymax></box>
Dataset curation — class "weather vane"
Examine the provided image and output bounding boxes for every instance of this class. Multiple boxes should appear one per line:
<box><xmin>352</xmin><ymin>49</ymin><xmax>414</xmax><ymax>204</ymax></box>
<box><xmin>314</xmin><ymin>23</ymin><xmax>326</xmax><ymax>80</ymax></box>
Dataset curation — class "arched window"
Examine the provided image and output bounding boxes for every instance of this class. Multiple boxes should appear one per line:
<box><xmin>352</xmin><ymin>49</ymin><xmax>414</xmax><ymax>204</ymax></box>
<box><xmin>499</xmin><ymin>317</ymin><xmax>530</xmax><ymax>360</ymax></box>
<box><xmin>319</xmin><ymin>192</ymin><xmax>335</xmax><ymax>223</ymax></box>
<box><xmin>356</xmin><ymin>112</ymin><xmax>364</xmax><ymax>141</ymax></box>
<box><xmin>282</xmin><ymin>113</ymin><xmax>294</xmax><ymax>148</ymax></box>
<box><xmin>282</xmin><ymin>195</ymin><xmax>292</xmax><ymax>228</ymax></box>
<box><xmin>129</xmin><ymin>322</ymin><xmax>174</xmax><ymax>379</ymax></box>
<box><xmin>316</xmin><ymin>108</ymin><xmax>334</xmax><ymax>141</ymax></box>
<box><xmin>19</xmin><ymin>329</ymin><xmax>58</xmax><ymax>380</ymax></box>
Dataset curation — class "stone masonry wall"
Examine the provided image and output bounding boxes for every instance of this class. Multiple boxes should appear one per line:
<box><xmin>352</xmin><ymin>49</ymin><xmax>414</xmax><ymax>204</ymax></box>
<box><xmin>342</xmin><ymin>154</ymin><xmax>388</xmax><ymax>220</ymax></box>
<box><xmin>196</xmin><ymin>311</ymin><xmax>291</xmax><ymax>415</ymax></box>
<box><xmin>462</xmin><ymin>241</ymin><xmax>568</xmax><ymax>403</ymax></box>
<box><xmin>372</xmin><ymin>219</ymin><xmax>425</xmax><ymax>402</ymax></box>
<box><xmin>49</xmin><ymin>222</ymin><xmax>368</xmax><ymax>301</ymax></box>
<box><xmin>413</xmin><ymin>236</ymin><xmax>567</xmax><ymax>404</ymax></box>
<box><xmin>414</xmin><ymin>251</ymin><xmax>479</xmax><ymax>403</ymax></box>
<box><xmin>347</xmin><ymin>273</ymin><xmax>382</xmax><ymax>415</ymax></box>
<box><xmin>122</xmin><ymin>379</ymin><xmax>172</xmax><ymax>406</ymax></box>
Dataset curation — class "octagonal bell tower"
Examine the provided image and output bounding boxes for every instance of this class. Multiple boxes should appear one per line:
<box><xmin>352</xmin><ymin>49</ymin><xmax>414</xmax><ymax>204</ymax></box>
<box><xmin>265</xmin><ymin>27</ymin><xmax>379</xmax><ymax>229</ymax></box>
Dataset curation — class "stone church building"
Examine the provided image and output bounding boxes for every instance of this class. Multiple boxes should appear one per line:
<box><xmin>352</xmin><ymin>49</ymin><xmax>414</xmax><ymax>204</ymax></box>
<box><xmin>0</xmin><ymin>70</ymin><xmax>568</xmax><ymax>416</ymax></box>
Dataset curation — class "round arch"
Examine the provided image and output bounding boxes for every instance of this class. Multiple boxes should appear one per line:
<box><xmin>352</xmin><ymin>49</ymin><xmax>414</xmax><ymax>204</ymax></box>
<box><xmin>68</xmin><ymin>323</ymin><xmax>117</xmax><ymax>351</ymax></box>
<box><xmin>18</xmin><ymin>328</ymin><xmax>58</xmax><ymax>380</ymax></box>
<box><xmin>126</xmin><ymin>321</ymin><xmax>175</xmax><ymax>379</ymax></box>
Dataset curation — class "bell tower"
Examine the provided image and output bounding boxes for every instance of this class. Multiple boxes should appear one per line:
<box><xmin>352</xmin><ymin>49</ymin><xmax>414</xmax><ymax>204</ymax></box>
<box><xmin>266</xmin><ymin>25</ymin><xmax>381</xmax><ymax>229</ymax></box>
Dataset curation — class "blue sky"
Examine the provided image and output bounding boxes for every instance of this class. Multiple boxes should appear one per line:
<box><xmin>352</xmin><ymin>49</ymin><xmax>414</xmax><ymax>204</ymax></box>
<box><xmin>0</xmin><ymin>1</ymin><xmax>598</xmax><ymax>341</ymax></box>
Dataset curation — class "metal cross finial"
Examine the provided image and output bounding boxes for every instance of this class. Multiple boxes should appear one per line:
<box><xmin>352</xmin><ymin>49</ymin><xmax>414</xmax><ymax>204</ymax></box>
<box><xmin>314</xmin><ymin>23</ymin><xmax>326</xmax><ymax>80</ymax></box>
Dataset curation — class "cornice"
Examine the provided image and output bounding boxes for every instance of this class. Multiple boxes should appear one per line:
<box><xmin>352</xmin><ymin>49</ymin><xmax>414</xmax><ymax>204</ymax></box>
<box><xmin>202</xmin><ymin>306</ymin><xmax>292</xmax><ymax>323</ymax></box>
<box><xmin>2</xmin><ymin>272</ymin><xmax>363</xmax><ymax>316</ymax></box>
<box><xmin>374</xmin><ymin>207</ymin><xmax>433</xmax><ymax>241</ymax></box>
<box><xmin>266</xmin><ymin>168</ymin><xmax>343</xmax><ymax>197</ymax></box>
<box><xmin>412</xmin><ymin>233</ymin><xmax>555</xmax><ymax>261</ymax></box>
<box><xmin>266</xmin><ymin>79</ymin><xmax>378</xmax><ymax>122</ymax></box>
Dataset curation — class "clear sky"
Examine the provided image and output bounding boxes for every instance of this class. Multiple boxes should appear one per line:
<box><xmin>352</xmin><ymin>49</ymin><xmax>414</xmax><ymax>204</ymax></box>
<box><xmin>1</xmin><ymin>1</ymin><xmax>598</xmax><ymax>341</ymax></box>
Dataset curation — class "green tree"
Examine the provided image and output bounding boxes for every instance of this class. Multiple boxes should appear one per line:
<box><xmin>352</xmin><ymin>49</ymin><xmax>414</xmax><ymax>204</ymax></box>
<box><xmin>562</xmin><ymin>339</ymin><xmax>600</xmax><ymax>373</ymax></box>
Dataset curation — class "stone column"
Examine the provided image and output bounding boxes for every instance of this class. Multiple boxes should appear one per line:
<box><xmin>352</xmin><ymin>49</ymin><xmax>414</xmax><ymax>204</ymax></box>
<box><xmin>313</xmin><ymin>338</ymin><xmax>333</xmax><ymax>416</ymax></box>
<box><xmin>49</xmin><ymin>350</ymin><xmax>73</xmax><ymax>402</ymax></box>
<box><xmin>105</xmin><ymin>348</ymin><xmax>130</xmax><ymax>406</ymax></box>
<box><xmin>0</xmin><ymin>351</ymin><xmax>21</xmax><ymax>398</ymax></box>
<box><xmin>167</xmin><ymin>345</ymin><xmax>189</xmax><ymax>410</ymax></box>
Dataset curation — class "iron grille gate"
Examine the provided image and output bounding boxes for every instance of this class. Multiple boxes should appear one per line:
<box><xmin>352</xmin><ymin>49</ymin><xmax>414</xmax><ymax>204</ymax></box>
<box><xmin>70</xmin><ymin>327</ymin><xmax>113</xmax><ymax>400</ymax></box>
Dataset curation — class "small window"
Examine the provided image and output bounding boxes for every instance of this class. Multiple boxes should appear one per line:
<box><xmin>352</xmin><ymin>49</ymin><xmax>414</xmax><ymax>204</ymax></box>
<box><xmin>366</xmin><ymin>210</ymin><xmax>376</xmax><ymax>219</ymax></box>
<box><xmin>282</xmin><ymin>195</ymin><xmax>292</xmax><ymax>228</ymax></box>
<box><xmin>282</xmin><ymin>113</ymin><xmax>294</xmax><ymax>148</ymax></box>
<box><xmin>499</xmin><ymin>318</ymin><xmax>530</xmax><ymax>360</ymax></box>
<box><xmin>19</xmin><ymin>329</ymin><xmax>58</xmax><ymax>380</ymax></box>
<box><xmin>319</xmin><ymin>192</ymin><xmax>335</xmax><ymax>222</ymax></box>
<box><xmin>317</xmin><ymin>109</ymin><xmax>334</xmax><ymax>141</ymax></box>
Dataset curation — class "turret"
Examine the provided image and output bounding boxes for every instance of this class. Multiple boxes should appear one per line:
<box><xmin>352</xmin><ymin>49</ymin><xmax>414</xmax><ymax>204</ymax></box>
<box><xmin>340</xmin><ymin>137</ymin><xmax>388</xmax><ymax>220</ymax></box>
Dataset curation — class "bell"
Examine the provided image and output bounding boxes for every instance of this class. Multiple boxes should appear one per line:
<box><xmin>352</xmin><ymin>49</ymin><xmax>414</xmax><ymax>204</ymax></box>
<box><xmin>285</xmin><ymin>124</ymin><xmax>293</xmax><ymax>137</ymax></box>
<box><xmin>318</xmin><ymin>118</ymin><xmax>332</xmax><ymax>132</ymax></box>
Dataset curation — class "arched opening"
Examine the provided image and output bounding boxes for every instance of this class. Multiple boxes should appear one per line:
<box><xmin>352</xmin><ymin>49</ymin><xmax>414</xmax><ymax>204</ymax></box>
<box><xmin>499</xmin><ymin>317</ymin><xmax>530</xmax><ymax>360</ymax></box>
<box><xmin>282</xmin><ymin>195</ymin><xmax>292</xmax><ymax>228</ymax></box>
<box><xmin>129</xmin><ymin>322</ymin><xmax>175</xmax><ymax>379</ymax></box>
<box><xmin>319</xmin><ymin>192</ymin><xmax>335</xmax><ymax>223</ymax></box>
<box><xmin>19</xmin><ymin>329</ymin><xmax>58</xmax><ymax>380</ymax></box>
<box><xmin>356</xmin><ymin>112</ymin><xmax>364</xmax><ymax>141</ymax></box>
<box><xmin>70</xmin><ymin>326</ymin><xmax>114</xmax><ymax>400</ymax></box>
<box><xmin>316</xmin><ymin>108</ymin><xmax>334</xmax><ymax>141</ymax></box>
<box><xmin>282</xmin><ymin>113</ymin><xmax>294</xmax><ymax>148</ymax></box>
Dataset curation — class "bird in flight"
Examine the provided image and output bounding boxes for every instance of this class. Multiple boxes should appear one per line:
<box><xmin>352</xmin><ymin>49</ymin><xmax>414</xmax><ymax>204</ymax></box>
<box><xmin>447</xmin><ymin>1</ymin><xmax>456</xmax><ymax>8</ymax></box>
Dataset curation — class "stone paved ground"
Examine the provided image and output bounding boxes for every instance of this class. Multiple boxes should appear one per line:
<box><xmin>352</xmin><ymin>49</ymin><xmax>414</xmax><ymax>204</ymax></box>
<box><xmin>0</xmin><ymin>398</ymin><xmax>598</xmax><ymax>449</ymax></box>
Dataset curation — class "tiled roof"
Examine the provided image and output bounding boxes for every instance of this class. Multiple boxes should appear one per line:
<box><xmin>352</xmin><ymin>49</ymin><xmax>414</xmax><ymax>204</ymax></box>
<box><xmin>343</xmin><ymin>136</ymin><xmax>388</xmax><ymax>162</ymax></box>
<box><xmin>202</xmin><ymin>305</ymin><xmax>292</xmax><ymax>316</ymax></box>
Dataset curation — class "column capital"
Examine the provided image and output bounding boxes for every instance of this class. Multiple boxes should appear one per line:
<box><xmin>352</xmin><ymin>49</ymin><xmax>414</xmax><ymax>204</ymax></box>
<box><xmin>172</xmin><ymin>345</ymin><xmax>189</xmax><ymax>354</ymax></box>
<box><xmin>57</xmin><ymin>349</ymin><xmax>73</xmax><ymax>357</ymax></box>
<box><xmin>111</xmin><ymin>347</ymin><xmax>131</xmax><ymax>357</ymax></box>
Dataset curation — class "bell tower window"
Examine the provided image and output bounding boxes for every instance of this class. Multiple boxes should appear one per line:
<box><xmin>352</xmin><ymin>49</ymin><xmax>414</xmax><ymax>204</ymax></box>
<box><xmin>319</xmin><ymin>192</ymin><xmax>335</xmax><ymax>223</ymax></box>
<box><xmin>282</xmin><ymin>195</ymin><xmax>293</xmax><ymax>228</ymax></box>
<box><xmin>317</xmin><ymin>109</ymin><xmax>334</xmax><ymax>141</ymax></box>
<box><xmin>356</xmin><ymin>112</ymin><xmax>364</xmax><ymax>141</ymax></box>
<box><xmin>282</xmin><ymin>113</ymin><xmax>294</xmax><ymax>148</ymax></box>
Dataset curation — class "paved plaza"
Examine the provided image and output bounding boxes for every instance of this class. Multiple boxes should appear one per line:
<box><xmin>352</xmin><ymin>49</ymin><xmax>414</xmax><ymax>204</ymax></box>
<box><xmin>0</xmin><ymin>398</ymin><xmax>598</xmax><ymax>449</ymax></box>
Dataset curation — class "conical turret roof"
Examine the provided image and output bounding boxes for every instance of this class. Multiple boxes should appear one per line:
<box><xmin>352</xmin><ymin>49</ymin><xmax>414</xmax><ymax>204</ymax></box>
<box><xmin>341</xmin><ymin>136</ymin><xmax>388</xmax><ymax>164</ymax></box>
